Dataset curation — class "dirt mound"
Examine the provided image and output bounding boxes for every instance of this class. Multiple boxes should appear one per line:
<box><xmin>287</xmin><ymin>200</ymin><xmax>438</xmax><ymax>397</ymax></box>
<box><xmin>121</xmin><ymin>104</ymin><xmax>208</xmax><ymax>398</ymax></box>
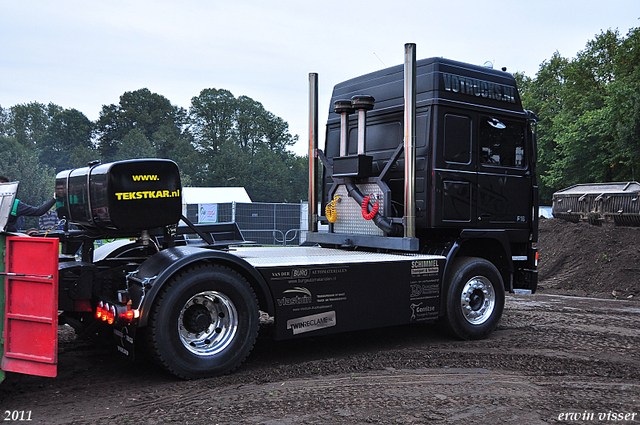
<box><xmin>537</xmin><ymin>218</ymin><xmax>640</xmax><ymax>300</ymax></box>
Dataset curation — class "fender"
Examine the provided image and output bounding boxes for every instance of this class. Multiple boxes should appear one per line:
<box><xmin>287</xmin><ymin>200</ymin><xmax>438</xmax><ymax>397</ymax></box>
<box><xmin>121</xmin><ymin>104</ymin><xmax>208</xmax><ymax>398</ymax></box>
<box><xmin>130</xmin><ymin>246</ymin><xmax>274</xmax><ymax>327</ymax></box>
<box><xmin>459</xmin><ymin>229</ymin><xmax>514</xmax><ymax>273</ymax></box>
<box><xmin>438</xmin><ymin>229</ymin><xmax>513</xmax><ymax>315</ymax></box>
<box><xmin>437</xmin><ymin>240</ymin><xmax>461</xmax><ymax>317</ymax></box>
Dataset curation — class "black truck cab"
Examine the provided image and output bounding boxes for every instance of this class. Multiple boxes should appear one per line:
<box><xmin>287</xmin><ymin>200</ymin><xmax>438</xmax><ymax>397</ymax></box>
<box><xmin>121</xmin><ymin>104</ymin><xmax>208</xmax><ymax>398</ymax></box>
<box><xmin>309</xmin><ymin>56</ymin><xmax>538</xmax><ymax>293</ymax></box>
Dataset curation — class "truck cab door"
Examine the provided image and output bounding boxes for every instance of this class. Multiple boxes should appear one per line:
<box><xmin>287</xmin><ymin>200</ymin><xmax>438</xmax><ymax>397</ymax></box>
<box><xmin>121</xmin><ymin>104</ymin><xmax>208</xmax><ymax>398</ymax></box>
<box><xmin>433</xmin><ymin>108</ymin><xmax>477</xmax><ymax>227</ymax></box>
<box><xmin>477</xmin><ymin>115</ymin><xmax>532</xmax><ymax>229</ymax></box>
<box><xmin>2</xmin><ymin>236</ymin><xmax>59</xmax><ymax>378</ymax></box>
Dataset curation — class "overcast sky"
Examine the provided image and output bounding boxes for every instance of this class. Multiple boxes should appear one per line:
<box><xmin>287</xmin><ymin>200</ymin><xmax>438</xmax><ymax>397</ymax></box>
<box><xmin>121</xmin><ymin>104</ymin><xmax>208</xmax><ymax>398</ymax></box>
<box><xmin>2</xmin><ymin>1</ymin><xmax>638</xmax><ymax>155</ymax></box>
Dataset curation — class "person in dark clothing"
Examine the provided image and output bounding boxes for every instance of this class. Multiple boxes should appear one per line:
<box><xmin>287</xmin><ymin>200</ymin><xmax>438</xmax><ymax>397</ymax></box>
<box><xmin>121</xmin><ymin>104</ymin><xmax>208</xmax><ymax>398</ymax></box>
<box><xmin>0</xmin><ymin>175</ymin><xmax>56</xmax><ymax>233</ymax></box>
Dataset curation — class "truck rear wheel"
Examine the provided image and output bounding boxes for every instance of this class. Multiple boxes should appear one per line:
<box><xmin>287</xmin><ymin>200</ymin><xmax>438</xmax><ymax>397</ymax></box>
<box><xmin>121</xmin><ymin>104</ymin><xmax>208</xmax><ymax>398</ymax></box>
<box><xmin>146</xmin><ymin>263</ymin><xmax>259</xmax><ymax>379</ymax></box>
<box><xmin>443</xmin><ymin>257</ymin><xmax>505</xmax><ymax>340</ymax></box>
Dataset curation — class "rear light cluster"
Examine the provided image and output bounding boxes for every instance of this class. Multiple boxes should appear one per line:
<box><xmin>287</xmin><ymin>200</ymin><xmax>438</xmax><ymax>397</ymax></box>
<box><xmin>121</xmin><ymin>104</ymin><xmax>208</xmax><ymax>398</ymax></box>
<box><xmin>95</xmin><ymin>301</ymin><xmax>139</xmax><ymax>325</ymax></box>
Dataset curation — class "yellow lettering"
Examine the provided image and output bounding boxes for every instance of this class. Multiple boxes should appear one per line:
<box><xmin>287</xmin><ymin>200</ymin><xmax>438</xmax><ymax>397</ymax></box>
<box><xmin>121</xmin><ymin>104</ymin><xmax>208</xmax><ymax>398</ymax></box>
<box><xmin>132</xmin><ymin>174</ymin><xmax>160</xmax><ymax>182</ymax></box>
<box><xmin>114</xmin><ymin>188</ymin><xmax>180</xmax><ymax>200</ymax></box>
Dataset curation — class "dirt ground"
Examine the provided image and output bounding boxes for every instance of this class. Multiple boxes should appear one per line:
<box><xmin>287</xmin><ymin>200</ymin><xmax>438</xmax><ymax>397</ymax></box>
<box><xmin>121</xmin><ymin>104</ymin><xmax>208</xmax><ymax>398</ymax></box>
<box><xmin>1</xmin><ymin>218</ymin><xmax>639</xmax><ymax>424</ymax></box>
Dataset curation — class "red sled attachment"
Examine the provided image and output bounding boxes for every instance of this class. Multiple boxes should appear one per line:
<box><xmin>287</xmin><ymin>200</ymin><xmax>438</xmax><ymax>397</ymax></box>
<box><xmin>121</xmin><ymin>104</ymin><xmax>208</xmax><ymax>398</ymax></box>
<box><xmin>2</xmin><ymin>237</ymin><xmax>59</xmax><ymax>377</ymax></box>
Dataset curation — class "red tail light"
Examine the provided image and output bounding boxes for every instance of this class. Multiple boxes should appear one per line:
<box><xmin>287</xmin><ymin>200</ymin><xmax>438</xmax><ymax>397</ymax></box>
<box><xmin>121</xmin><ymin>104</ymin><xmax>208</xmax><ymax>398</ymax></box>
<box><xmin>125</xmin><ymin>310</ymin><xmax>135</xmax><ymax>321</ymax></box>
<box><xmin>96</xmin><ymin>300</ymin><xmax>138</xmax><ymax>325</ymax></box>
<box><xmin>96</xmin><ymin>302</ymin><xmax>104</xmax><ymax>319</ymax></box>
<box><xmin>107</xmin><ymin>306</ymin><xmax>116</xmax><ymax>325</ymax></box>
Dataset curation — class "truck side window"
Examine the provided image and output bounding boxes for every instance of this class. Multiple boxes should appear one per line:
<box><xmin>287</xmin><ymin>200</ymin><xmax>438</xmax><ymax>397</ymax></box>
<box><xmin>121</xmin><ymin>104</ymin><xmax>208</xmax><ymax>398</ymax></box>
<box><xmin>444</xmin><ymin>114</ymin><xmax>471</xmax><ymax>164</ymax></box>
<box><xmin>479</xmin><ymin>117</ymin><xmax>525</xmax><ymax>168</ymax></box>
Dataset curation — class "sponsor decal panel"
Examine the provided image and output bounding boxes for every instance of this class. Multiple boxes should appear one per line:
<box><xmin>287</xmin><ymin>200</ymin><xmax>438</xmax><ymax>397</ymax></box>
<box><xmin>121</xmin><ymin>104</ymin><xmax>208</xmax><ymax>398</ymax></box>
<box><xmin>270</xmin><ymin>266</ymin><xmax>348</xmax><ymax>283</ymax></box>
<box><xmin>287</xmin><ymin>311</ymin><xmax>337</xmax><ymax>335</ymax></box>
<box><xmin>277</xmin><ymin>287</ymin><xmax>313</xmax><ymax>307</ymax></box>
<box><xmin>410</xmin><ymin>260</ymin><xmax>440</xmax><ymax>277</ymax></box>
<box><xmin>410</xmin><ymin>302</ymin><xmax>437</xmax><ymax>321</ymax></box>
<box><xmin>272</xmin><ymin>267</ymin><xmax>351</xmax><ymax>314</ymax></box>
<box><xmin>409</xmin><ymin>260</ymin><xmax>441</xmax><ymax>321</ymax></box>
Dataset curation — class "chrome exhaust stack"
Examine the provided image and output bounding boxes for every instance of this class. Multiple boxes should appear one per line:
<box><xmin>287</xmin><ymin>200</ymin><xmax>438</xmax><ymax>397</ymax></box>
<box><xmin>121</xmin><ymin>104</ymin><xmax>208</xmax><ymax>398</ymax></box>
<box><xmin>308</xmin><ymin>73</ymin><xmax>319</xmax><ymax>233</ymax></box>
<box><xmin>403</xmin><ymin>43</ymin><xmax>417</xmax><ymax>239</ymax></box>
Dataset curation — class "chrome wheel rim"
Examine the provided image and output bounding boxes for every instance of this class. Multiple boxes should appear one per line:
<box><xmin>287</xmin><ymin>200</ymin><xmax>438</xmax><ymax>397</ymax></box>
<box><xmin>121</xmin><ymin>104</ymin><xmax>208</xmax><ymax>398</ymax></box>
<box><xmin>460</xmin><ymin>276</ymin><xmax>496</xmax><ymax>325</ymax></box>
<box><xmin>178</xmin><ymin>291</ymin><xmax>238</xmax><ymax>356</ymax></box>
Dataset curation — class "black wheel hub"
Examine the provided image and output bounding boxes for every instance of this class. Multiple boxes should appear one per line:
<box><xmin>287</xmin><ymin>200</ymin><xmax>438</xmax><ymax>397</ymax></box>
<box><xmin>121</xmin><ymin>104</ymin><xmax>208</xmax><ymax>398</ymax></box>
<box><xmin>183</xmin><ymin>305</ymin><xmax>212</xmax><ymax>334</ymax></box>
<box><xmin>470</xmin><ymin>290</ymin><xmax>484</xmax><ymax>311</ymax></box>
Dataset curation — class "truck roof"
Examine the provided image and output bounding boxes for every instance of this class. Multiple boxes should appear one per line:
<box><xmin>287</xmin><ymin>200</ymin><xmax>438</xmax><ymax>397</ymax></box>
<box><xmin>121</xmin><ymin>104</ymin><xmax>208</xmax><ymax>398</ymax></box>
<box><xmin>328</xmin><ymin>57</ymin><xmax>524</xmax><ymax>124</ymax></box>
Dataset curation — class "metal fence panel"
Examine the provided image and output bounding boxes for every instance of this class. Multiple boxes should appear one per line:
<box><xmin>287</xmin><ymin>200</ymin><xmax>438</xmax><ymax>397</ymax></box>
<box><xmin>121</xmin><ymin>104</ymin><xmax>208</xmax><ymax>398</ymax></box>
<box><xmin>186</xmin><ymin>202</ymin><xmax>303</xmax><ymax>245</ymax></box>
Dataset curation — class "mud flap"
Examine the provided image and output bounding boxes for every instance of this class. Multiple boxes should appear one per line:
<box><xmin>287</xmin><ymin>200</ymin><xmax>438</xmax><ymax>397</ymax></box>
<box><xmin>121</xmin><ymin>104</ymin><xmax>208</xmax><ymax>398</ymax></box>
<box><xmin>113</xmin><ymin>324</ymin><xmax>136</xmax><ymax>360</ymax></box>
<box><xmin>2</xmin><ymin>237</ymin><xmax>59</xmax><ymax>377</ymax></box>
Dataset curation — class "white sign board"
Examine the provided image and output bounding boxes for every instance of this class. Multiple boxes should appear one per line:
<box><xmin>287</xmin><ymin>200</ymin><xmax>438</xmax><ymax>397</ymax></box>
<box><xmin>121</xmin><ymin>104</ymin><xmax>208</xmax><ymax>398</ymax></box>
<box><xmin>198</xmin><ymin>203</ymin><xmax>218</xmax><ymax>223</ymax></box>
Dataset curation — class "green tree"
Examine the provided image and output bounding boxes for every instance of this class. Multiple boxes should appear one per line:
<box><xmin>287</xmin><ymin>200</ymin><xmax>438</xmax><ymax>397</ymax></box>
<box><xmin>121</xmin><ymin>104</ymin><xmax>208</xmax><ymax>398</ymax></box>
<box><xmin>113</xmin><ymin>129</ymin><xmax>156</xmax><ymax>161</ymax></box>
<box><xmin>7</xmin><ymin>102</ymin><xmax>63</xmax><ymax>147</ymax></box>
<box><xmin>96</xmin><ymin>88</ymin><xmax>191</xmax><ymax>163</ymax></box>
<box><xmin>189</xmin><ymin>89</ymin><xmax>305</xmax><ymax>202</ymax></box>
<box><xmin>189</xmin><ymin>88</ymin><xmax>237</xmax><ymax>153</ymax></box>
<box><xmin>516</xmin><ymin>52</ymin><xmax>569</xmax><ymax>202</ymax></box>
<box><xmin>195</xmin><ymin>139</ymin><xmax>248</xmax><ymax>187</ymax></box>
<box><xmin>0</xmin><ymin>105</ymin><xmax>10</xmax><ymax>136</ymax></box>
<box><xmin>40</xmin><ymin>108</ymin><xmax>98</xmax><ymax>171</ymax></box>
<box><xmin>609</xmin><ymin>27</ymin><xmax>640</xmax><ymax>179</ymax></box>
<box><xmin>546</xmin><ymin>30</ymin><xmax>625</xmax><ymax>189</ymax></box>
<box><xmin>519</xmin><ymin>28</ymin><xmax>640</xmax><ymax>202</ymax></box>
<box><xmin>234</xmin><ymin>95</ymin><xmax>267</xmax><ymax>156</ymax></box>
<box><xmin>263</xmin><ymin>112</ymin><xmax>298</xmax><ymax>154</ymax></box>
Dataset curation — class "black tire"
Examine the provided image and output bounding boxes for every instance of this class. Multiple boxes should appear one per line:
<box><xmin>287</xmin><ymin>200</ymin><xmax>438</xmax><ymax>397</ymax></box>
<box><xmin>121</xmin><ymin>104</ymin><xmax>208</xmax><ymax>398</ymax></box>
<box><xmin>443</xmin><ymin>257</ymin><xmax>505</xmax><ymax>340</ymax></box>
<box><xmin>146</xmin><ymin>263</ymin><xmax>259</xmax><ymax>379</ymax></box>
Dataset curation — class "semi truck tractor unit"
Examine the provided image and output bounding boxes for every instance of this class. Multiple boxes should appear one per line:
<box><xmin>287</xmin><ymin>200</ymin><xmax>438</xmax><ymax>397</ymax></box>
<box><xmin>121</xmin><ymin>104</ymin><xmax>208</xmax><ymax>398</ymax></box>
<box><xmin>1</xmin><ymin>44</ymin><xmax>538</xmax><ymax>380</ymax></box>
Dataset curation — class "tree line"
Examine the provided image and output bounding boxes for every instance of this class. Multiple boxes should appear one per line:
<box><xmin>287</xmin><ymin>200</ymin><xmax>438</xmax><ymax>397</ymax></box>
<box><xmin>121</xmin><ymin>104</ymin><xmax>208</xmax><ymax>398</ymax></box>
<box><xmin>0</xmin><ymin>88</ymin><xmax>309</xmax><ymax>218</ymax></box>
<box><xmin>517</xmin><ymin>27</ymin><xmax>640</xmax><ymax>203</ymax></box>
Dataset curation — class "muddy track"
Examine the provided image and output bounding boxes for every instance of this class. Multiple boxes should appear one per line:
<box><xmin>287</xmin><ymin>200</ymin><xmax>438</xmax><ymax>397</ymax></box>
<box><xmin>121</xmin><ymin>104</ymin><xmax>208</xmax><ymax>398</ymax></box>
<box><xmin>1</xmin><ymin>293</ymin><xmax>639</xmax><ymax>424</ymax></box>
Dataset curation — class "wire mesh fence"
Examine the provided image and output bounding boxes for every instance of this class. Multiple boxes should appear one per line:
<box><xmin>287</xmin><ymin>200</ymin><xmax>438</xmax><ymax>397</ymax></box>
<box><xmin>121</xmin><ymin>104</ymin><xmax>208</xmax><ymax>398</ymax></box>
<box><xmin>186</xmin><ymin>202</ymin><xmax>307</xmax><ymax>246</ymax></box>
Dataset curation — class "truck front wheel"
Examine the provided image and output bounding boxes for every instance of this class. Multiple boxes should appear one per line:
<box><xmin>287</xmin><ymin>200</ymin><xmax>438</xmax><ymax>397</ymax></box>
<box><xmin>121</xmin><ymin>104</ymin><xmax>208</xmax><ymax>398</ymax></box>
<box><xmin>443</xmin><ymin>257</ymin><xmax>505</xmax><ymax>340</ymax></box>
<box><xmin>146</xmin><ymin>264</ymin><xmax>259</xmax><ymax>379</ymax></box>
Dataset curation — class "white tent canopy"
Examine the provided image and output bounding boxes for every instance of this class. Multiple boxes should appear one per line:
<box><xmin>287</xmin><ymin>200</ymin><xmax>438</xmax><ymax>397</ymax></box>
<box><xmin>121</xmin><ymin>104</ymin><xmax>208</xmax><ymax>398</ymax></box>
<box><xmin>182</xmin><ymin>187</ymin><xmax>252</xmax><ymax>205</ymax></box>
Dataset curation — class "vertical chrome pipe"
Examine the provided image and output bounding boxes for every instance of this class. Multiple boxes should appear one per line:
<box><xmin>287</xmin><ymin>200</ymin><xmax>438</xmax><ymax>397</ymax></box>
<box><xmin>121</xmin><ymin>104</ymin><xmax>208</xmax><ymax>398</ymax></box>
<box><xmin>357</xmin><ymin>108</ymin><xmax>366</xmax><ymax>155</ymax></box>
<box><xmin>340</xmin><ymin>113</ymin><xmax>348</xmax><ymax>157</ymax></box>
<box><xmin>403</xmin><ymin>43</ymin><xmax>417</xmax><ymax>238</ymax></box>
<box><xmin>352</xmin><ymin>95</ymin><xmax>375</xmax><ymax>156</ymax></box>
<box><xmin>334</xmin><ymin>100</ymin><xmax>353</xmax><ymax>157</ymax></box>
<box><xmin>308</xmin><ymin>73</ymin><xmax>319</xmax><ymax>233</ymax></box>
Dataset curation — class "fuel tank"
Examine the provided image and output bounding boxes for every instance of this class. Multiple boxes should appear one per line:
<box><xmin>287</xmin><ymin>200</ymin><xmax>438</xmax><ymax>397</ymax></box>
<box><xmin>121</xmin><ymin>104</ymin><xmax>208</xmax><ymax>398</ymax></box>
<box><xmin>55</xmin><ymin>159</ymin><xmax>182</xmax><ymax>231</ymax></box>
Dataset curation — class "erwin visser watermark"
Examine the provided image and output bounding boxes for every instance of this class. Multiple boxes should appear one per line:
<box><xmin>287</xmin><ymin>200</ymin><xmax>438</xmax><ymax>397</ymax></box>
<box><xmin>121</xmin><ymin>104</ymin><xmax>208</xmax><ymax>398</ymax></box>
<box><xmin>558</xmin><ymin>411</ymin><xmax>637</xmax><ymax>422</ymax></box>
